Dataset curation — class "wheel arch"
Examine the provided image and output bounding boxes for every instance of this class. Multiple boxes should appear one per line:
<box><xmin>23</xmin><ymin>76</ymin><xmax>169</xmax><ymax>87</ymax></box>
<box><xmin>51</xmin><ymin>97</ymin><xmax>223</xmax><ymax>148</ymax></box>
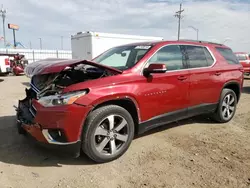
<box><xmin>222</xmin><ymin>81</ymin><xmax>241</xmax><ymax>103</ymax></box>
<box><xmin>79</xmin><ymin>97</ymin><xmax>141</xmax><ymax>138</ymax></box>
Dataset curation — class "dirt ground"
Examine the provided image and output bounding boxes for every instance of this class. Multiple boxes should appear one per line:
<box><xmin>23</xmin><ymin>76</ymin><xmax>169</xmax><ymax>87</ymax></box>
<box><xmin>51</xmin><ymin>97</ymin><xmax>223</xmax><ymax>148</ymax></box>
<box><xmin>0</xmin><ymin>75</ymin><xmax>250</xmax><ymax>188</ymax></box>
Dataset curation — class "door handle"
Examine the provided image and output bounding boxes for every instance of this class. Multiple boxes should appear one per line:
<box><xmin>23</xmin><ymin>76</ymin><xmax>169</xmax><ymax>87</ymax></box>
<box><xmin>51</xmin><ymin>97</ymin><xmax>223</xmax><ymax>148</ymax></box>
<box><xmin>177</xmin><ymin>76</ymin><xmax>187</xmax><ymax>81</ymax></box>
<box><xmin>215</xmin><ymin>72</ymin><xmax>221</xmax><ymax>76</ymax></box>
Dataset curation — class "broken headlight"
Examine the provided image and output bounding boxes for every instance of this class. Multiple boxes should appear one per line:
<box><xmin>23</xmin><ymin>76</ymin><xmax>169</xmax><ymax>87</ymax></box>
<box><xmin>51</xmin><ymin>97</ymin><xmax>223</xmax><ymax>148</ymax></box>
<box><xmin>38</xmin><ymin>90</ymin><xmax>88</xmax><ymax>107</ymax></box>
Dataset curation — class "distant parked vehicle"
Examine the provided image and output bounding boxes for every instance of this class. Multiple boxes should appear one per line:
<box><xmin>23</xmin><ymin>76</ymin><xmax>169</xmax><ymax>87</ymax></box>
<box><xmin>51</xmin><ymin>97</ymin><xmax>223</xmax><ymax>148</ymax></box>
<box><xmin>10</xmin><ymin>53</ymin><xmax>28</xmax><ymax>76</ymax></box>
<box><xmin>235</xmin><ymin>52</ymin><xmax>250</xmax><ymax>75</ymax></box>
<box><xmin>0</xmin><ymin>54</ymin><xmax>11</xmax><ymax>75</ymax></box>
<box><xmin>0</xmin><ymin>53</ymin><xmax>28</xmax><ymax>76</ymax></box>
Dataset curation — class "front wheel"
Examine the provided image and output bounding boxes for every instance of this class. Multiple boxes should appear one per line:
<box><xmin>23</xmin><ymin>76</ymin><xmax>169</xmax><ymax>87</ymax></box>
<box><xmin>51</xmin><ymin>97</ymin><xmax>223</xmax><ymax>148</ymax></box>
<box><xmin>82</xmin><ymin>105</ymin><xmax>135</xmax><ymax>163</ymax></box>
<box><xmin>212</xmin><ymin>88</ymin><xmax>237</xmax><ymax>123</ymax></box>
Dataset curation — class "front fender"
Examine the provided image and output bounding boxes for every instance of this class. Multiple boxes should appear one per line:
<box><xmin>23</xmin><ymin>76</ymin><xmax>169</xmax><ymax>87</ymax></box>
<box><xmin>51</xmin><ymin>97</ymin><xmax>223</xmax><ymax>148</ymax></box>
<box><xmin>74</xmin><ymin>87</ymin><xmax>141</xmax><ymax>122</ymax></box>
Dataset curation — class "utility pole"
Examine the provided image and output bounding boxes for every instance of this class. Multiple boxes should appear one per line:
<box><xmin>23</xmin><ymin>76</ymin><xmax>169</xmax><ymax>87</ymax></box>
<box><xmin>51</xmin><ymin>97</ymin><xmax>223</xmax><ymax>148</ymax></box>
<box><xmin>38</xmin><ymin>38</ymin><xmax>42</xmax><ymax>49</ymax></box>
<box><xmin>174</xmin><ymin>3</ymin><xmax>184</xmax><ymax>41</ymax></box>
<box><xmin>61</xmin><ymin>36</ymin><xmax>63</xmax><ymax>50</ymax></box>
<box><xmin>29</xmin><ymin>41</ymin><xmax>32</xmax><ymax>49</ymax></box>
<box><xmin>0</xmin><ymin>5</ymin><xmax>6</xmax><ymax>47</ymax></box>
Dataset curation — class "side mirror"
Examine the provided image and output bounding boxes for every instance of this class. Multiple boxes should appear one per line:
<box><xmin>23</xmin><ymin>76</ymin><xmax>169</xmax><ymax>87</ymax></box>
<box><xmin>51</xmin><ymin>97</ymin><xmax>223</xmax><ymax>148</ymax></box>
<box><xmin>143</xmin><ymin>63</ymin><xmax>167</xmax><ymax>76</ymax></box>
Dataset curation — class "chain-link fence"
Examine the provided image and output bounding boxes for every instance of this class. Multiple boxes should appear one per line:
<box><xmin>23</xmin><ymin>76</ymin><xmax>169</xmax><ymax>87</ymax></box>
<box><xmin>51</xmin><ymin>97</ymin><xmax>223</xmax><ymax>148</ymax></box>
<box><xmin>0</xmin><ymin>48</ymin><xmax>72</xmax><ymax>63</ymax></box>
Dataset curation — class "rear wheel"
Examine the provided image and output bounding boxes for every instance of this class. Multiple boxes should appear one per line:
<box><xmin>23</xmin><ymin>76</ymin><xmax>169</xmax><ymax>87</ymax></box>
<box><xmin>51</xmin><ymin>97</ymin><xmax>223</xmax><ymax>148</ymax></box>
<box><xmin>212</xmin><ymin>88</ymin><xmax>237</xmax><ymax>123</ymax></box>
<box><xmin>82</xmin><ymin>105</ymin><xmax>135</xmax><ymax>163</ymax></box>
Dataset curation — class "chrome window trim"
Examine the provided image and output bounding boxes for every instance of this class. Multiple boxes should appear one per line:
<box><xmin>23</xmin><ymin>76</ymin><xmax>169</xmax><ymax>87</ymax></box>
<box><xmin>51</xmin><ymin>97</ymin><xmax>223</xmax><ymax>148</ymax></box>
<box><xmin>140</xmin><ymin>43</ymin><xmax>216</xmax><ymax>75</ymax></box>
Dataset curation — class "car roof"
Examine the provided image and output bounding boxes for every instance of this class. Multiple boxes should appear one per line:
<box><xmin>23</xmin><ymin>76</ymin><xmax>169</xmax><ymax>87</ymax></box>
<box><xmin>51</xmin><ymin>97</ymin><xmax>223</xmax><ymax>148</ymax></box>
<box><xmin>121</xmin><ymin>39</ymin><xmax>228</xmax><ymax>48</ymax></box>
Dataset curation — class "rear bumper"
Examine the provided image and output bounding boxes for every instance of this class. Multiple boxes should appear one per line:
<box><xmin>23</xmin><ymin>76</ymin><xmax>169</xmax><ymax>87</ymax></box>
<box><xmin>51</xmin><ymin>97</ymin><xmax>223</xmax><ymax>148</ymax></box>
<box><xmin>16</xmin><ymin>89</ymin><xmax>92</xmax><ymax>156</ymax></box>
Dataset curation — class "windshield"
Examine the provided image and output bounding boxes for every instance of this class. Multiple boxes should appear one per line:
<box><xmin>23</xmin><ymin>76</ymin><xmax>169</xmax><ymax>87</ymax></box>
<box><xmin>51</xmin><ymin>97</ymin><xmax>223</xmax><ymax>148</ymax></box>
<box><xmin>93</xmin><ymin>45</ymin><xmax>152</xmax><ymax>71</ymax></box>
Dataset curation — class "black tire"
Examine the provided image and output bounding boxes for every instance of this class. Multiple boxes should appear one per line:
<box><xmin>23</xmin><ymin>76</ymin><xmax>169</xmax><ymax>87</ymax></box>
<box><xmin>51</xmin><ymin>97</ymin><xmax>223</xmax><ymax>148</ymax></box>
<box><xmin>0</xmin><ymin>72</ymin><xmax>9</xmax><ymax>76</ymax></box>
<box><xmin>17</xmin><ymin>121</ymin><xmax>26</xmax><ymax>135</ymax></box>
<box><xmin>212</xmin><ymin>88</ymin><xmax>237</xmax><ymax>123</ymax></box>
<box><xmin>82</xmin><ymin>105</ymin><xmax>135</xmax><ymax>163</ymax></box>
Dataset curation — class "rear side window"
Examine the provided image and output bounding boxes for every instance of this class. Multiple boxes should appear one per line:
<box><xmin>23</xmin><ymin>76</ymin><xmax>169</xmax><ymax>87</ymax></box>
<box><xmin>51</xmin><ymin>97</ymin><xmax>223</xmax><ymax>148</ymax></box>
<box><xmin>216</xmin><ymin>47</ymin><xmax>239</xmax><ymax>64</ymax></box>
<box><xmin>185</xmin><ymin>45</ymin><xmax>214</xmax><ymax>68</ymax></box>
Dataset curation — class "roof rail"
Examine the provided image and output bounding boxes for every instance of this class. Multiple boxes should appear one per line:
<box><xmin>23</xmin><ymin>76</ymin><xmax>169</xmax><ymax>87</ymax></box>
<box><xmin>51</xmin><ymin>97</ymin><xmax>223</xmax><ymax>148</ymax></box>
<box><xmin>178</xmin><ymin>39</ymin><xmax>223</xmax><ymax>46</ymax></box>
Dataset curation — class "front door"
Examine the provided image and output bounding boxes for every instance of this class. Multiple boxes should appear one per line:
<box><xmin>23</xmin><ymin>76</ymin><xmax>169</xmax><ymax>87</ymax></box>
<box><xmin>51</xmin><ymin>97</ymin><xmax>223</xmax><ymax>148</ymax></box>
<box><xmin>138</xmin><ymin>45</ymin><xmax>190</xmax><ymax>126</ymax></box>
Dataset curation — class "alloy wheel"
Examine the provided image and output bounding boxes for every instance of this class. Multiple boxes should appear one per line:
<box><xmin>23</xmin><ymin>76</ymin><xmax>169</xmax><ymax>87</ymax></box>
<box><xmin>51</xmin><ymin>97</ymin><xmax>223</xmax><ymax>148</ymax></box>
<box><xmin>221</xmin><ymin>93</ymin><xmax>235</xmax><ymax>120</ymax></box>
<box><xmin>94</xmin><ymin>115</ymin><xmax>129</xmax><ymax>156</ymax></box>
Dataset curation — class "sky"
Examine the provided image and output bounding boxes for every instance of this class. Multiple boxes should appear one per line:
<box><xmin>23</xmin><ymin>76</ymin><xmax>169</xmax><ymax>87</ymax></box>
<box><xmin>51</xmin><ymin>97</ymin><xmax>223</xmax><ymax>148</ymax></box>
<box><xmin>0</xmin><ymin>0</ymin><xmax>249</xmax><ymax>52</ymax></box>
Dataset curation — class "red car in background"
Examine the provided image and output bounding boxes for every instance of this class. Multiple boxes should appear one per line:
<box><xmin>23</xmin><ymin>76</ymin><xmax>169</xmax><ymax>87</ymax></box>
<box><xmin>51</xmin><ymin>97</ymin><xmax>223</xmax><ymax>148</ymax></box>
<box><xmin>0</xmin><ymin>53</ymin><xmax>28</xmax><ymax>76</ymax></box>
<box><xmin>235</xmin><ymin>52</ymin><xmax>250</xmax><ymax>75</ymax></box>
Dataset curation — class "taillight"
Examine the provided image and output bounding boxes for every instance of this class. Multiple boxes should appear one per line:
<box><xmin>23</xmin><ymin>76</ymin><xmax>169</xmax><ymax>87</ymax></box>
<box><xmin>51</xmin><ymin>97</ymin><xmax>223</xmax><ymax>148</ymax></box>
<box><xmin>5</xmin><ymin>58</ymin><xmax>10</xmax><ymax>65</ymax></box>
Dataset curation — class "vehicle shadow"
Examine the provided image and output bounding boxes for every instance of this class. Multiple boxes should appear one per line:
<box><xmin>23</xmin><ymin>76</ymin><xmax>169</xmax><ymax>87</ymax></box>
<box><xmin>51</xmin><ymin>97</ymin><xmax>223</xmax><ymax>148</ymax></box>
<box><xmin>22</xmin><ymin>82</ymin><xmax>30</xmax><ymax>87</ymax></box>
<box><xmin>0</xmin><ymin>79</ymin><xmax>3</xmax><ymax>83</ymax></box>
<box><xmin>0</xmin><ymin>73</ymin><xmax>9</xmax><ymax>77</ymax></box>
<box><xmin>0</xmin><ymin>114</ymin><xmax>215</xmax><ymax>167</ymax></box>
<box><xmin>0</xmin><ymin>115</ymin><xmax>96</xmax><ymax>167</ymax></box>
<box><xmin>135</xmin><ymin>115</ymin><xmax>216</xmax><ymax>139</ymax></box>
<box><xmin>242</xmin><ymin>86</ymin><xmax>250</xmax><ymax>94</ymax></box>
<box><xmin>244</xmin><ymin>76</ymin><xmax>250</xmax><ymax>80</ymax></box>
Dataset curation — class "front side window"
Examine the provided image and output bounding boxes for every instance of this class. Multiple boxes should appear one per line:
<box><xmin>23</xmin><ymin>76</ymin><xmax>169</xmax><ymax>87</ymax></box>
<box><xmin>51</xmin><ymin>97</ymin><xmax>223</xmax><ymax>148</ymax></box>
<box><xmin>185</xmin><ymin>45</ymin><xmax>214</xmax><ymax>68</ymax></box>
<box><xmin>148</xmin><ymin>45</ymin><xmax>185</xmax><ymax>71</ymax></box>
<box><xmin>93</xmin><ymin>45</ymin><xmax>152</xmax><ymax>71</ymax></box>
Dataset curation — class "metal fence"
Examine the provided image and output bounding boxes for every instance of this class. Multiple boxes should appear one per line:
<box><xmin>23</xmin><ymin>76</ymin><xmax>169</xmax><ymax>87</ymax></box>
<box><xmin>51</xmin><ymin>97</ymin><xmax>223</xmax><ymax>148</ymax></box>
<box><xmin>0</xmin><ymin>48</ymin><xmax>72</xmax><ymax>63</ymax></box>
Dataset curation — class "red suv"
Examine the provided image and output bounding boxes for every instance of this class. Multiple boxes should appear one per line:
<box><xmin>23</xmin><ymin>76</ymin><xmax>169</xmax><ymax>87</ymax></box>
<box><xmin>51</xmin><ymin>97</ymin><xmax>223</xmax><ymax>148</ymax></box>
<box><xmin>235</xmin><ymin>52</ymin><xmax>250</xmax><ymax>75</ymax></box>
<box><xmin>17</xmin><ymin>40</ymin><xmax>243</xmax><ymax>163</ymax></box>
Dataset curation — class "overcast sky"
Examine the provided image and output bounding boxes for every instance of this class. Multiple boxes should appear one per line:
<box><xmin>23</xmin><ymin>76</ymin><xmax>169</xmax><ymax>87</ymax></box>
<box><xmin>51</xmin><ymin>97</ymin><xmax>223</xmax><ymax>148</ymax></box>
<box><xmin>0</xmin><ymin>0</ymin><xmax>249</xmax><ymax>52</ymax></box>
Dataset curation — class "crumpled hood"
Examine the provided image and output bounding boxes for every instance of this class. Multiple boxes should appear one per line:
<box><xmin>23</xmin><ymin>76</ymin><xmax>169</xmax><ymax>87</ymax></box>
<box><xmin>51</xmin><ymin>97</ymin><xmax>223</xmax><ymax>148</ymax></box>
<box><xmin>24</xmin><ymin>58</ymin><xmax>122</xmax><ymax>77</ymax></box>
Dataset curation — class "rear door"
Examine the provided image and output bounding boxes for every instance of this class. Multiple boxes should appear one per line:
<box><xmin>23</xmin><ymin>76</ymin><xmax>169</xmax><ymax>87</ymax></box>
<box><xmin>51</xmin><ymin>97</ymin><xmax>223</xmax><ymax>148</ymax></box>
<box><xmin>184</xmin><ymin>45</ymin><xmax>223</xmax><ymax>115</ymax></box>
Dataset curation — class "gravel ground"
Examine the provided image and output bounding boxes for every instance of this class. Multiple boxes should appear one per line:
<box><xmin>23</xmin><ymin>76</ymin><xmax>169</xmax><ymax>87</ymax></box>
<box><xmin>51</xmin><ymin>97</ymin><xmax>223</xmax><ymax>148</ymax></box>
<box><xmin>0</xmin><ymin>75</ymin><xmax>250</xmax><ymax>188</ymax></box>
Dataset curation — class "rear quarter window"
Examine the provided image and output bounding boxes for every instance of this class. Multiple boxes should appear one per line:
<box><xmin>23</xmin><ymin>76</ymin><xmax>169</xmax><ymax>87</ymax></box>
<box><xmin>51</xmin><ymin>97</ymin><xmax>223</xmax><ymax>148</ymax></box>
<box><xmin>216</xmin><ymin>47</ymin><xmax>239</xmax><ymax>64</ymax></box>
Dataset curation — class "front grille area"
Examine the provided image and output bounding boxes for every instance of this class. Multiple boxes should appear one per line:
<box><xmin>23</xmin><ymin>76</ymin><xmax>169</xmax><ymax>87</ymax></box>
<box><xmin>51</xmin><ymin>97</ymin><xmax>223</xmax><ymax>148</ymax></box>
<box><xmin>17</xmin><ymin>99</ymin><xmax>35</xmax><ymax>124</ymax></box>
<box><xmin>29</xmin><ymin>104</ymin><xmax>37</xmax><ymax>117</ymax></box>
<box><xmin>30</xmin><ymin>83</ymin><xmax>40</xmax><ymax>95</ymax></box>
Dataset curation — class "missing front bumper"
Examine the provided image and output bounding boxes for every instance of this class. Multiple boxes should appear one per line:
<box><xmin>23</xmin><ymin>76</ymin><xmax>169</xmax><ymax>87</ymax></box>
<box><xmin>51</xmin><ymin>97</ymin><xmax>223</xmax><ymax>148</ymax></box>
<box><xmin>15</xmin><ymin>97</ymin><xmax>81</xmax><ymax>157</ymax></box>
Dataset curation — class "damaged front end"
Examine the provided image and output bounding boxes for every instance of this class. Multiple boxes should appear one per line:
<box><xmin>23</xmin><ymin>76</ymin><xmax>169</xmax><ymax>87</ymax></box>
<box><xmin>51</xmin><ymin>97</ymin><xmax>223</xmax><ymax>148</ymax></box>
<box><xmin>15</xmin><ymin>59</ymin><xmax>120</xmax><ymax>150</ymax></box>
<box><xmin>16</xmin><ymin>88</ymin><xmax>38</xmax><ymax>134</ymax></box>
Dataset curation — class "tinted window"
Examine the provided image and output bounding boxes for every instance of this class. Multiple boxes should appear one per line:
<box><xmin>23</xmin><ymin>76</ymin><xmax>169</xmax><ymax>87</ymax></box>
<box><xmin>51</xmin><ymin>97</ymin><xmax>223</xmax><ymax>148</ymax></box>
<box><xmin>185</xmin><ymin>46</ymin><xmax>214</xmax><ymax>68</ymax></box>
<box><xmin>204</xmin><ymin>48</ymin><xmax>214</xmax><ymax>66</ymax></box>
<box><xmin>148</xmin><ymin>45</ymin><xmax>184</xmax><ymax>71</ymax></box>
<box><xmin>216</xmin><ymin>47</ymin><xmax>239</xmax><ymax>64</ymax></box>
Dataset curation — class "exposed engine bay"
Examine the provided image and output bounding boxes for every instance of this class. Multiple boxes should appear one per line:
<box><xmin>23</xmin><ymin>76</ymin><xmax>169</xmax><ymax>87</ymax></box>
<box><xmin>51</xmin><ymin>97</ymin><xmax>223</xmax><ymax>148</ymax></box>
<box><xmin>30</xmin><ymin>64</ymin><xmax>114</xmax><ymax>98</ymax></box>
